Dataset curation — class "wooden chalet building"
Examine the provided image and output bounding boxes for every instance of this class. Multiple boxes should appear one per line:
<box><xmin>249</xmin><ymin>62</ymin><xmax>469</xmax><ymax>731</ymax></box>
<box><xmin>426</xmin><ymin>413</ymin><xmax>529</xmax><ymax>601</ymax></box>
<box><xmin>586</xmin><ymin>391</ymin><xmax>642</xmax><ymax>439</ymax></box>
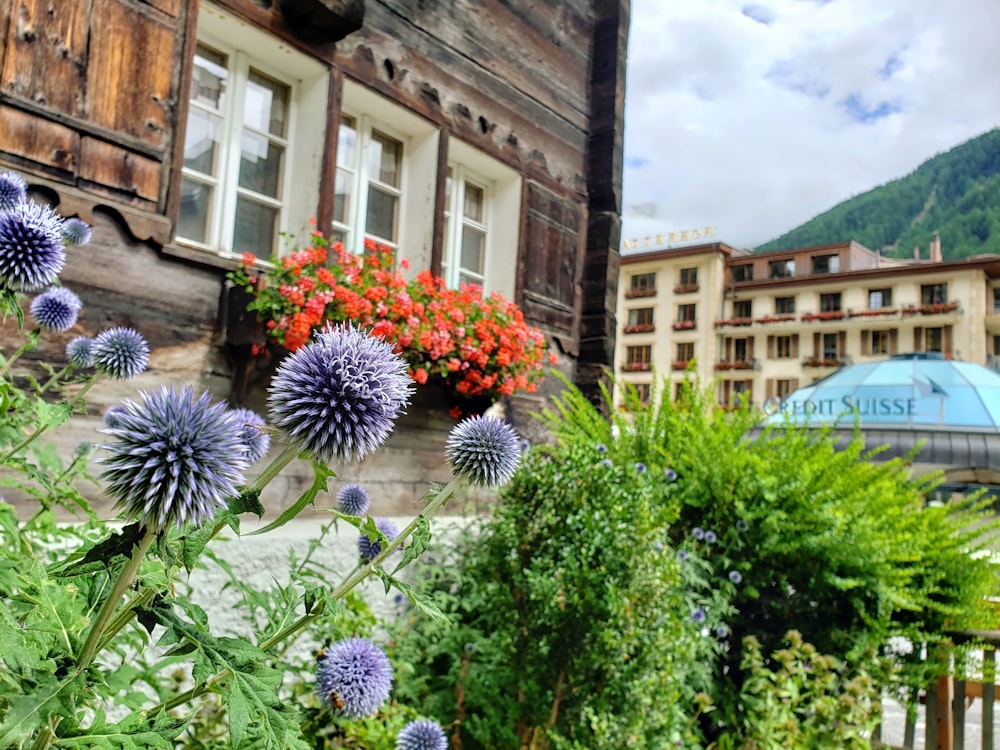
<box><xmin>0</xmin><ymin>0</ymin><xmax>629</xmax><ymax>513</ymax></box>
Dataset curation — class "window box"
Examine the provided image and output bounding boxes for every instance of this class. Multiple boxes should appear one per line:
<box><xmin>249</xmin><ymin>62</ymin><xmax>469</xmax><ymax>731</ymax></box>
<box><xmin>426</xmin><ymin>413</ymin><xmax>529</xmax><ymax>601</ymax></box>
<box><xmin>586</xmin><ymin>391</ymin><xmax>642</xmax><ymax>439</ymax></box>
<box><xmin>671</xmin><ymin>359</ymin><xmax>690</xmax><ymax>371</ymax></box>
<box><xmin>623</xmin><ymin>324</ymin><xmax>655</xmax><ymax>334</ymax></box>
<box><xmin>672</xmin><ymin>320</ymin><xmax>696</xmax><ymax>331</ymax></box>
<box><xmin>673</xmin><ymin>283</ymin><xmax>700</xmax><ymax>294</ymax></box>
<box><xmin>714</xmin><ymin>360</ymin><xmax>753</xmax><ymax>371</ymax></box>
<box><xmin>756</xmin><ymin>314</ymin><xmax>797</xmax><ymax>324</ymax></box>
<box><xmin>625</xmin><ymin>288</ymin><xmax>657</xmax><ymax>299</ymax></box>
<box><xmin>714</xmin><ymin>318</ymin><xmax>753</xmax><ymax>328</ymax></box>
<box><xmin>622</xmin><ymin>362</ymin><xmax>652</xmax><ymax>372</ymax></box>
<box><xmin>801</xmin><ymin>311</ymin><xmax>846</xmax><ymax>322</ymax></box>
<box><xmin>918</xmin><ymin>302</ymin><xmax>959</xmax><ymax>315</ymax></box>
<box><xmin>852</xmin><ymin>308</ymin><xmax>898</xmax><ymax>317</ymax></box>
<box><xmin>803</xmin><ymin>358</ymin><xmax>842</xmax><ymax>368</ymax></box>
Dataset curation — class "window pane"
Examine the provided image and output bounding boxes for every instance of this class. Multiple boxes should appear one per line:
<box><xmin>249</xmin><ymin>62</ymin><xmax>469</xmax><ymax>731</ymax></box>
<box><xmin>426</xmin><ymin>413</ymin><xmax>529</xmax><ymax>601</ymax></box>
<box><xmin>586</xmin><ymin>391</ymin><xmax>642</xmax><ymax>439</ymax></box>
<box><xmin>369</xmin><ymin>131</ymin><xmax>402</xmax><ymax>187</ymax></box>
<box><xmin>239</xmin><ymin>133</ymin><xmax>284</xmax><ymax>197</ymax></box>
<box><xmin>337</xmin><ymin>118</ymin><xmax>357</xmax><ymax>167</ymax></box>
<box><xmin>184</xmin><ymin>108</ymin><xmax>223</xmax><ymax>175</ymax></box>
<box><xmin>460</xmin><ymin>226</ymin><xmax>485</xmax><ymax>275</ymax></box>
<box><xmin>191</xmin><ymin>45</ymin><xmax>227</xmax><ymax>109</ymax></box>
<box><xmin>463</xmin><ymin>183</ymin><xmax>484</xmax><ymax>222</ymax></box>
<box><xmin>366</xmin><ymin>186</ymin><xmax>398</xmax><ymax>242</ymax></box>
<box><xmin>233</xmin><ymin>198</ymin><xmax>278</xmax><ymax>257</ymax></box>
<box><xmin>178</xmin><ymin>178</ymin><xmax>212</xmax><ymax>243</ymax></box>
<box><xmin>333</xmin><ymin>168</ymin><xmax>353</xmax><ymax>225</ymax></box>
<box><xmin>244</xmin><ymin>69</ymin><xmax>289</xmax><ymax>137</ymax></box>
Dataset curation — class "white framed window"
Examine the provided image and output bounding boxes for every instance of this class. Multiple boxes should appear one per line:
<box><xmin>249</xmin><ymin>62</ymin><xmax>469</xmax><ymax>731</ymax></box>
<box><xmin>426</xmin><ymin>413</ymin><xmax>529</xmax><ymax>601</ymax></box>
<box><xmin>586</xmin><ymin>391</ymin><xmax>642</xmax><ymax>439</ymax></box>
<box><xmin>177</xmin><ymin>4</ymin><xmax>328</xmax><ymax>258</ymax></box>
<box><xmin>444</xmin><ymin>139</ymin><xmax>521</xmax><ymax>299</ymax></box>
<box><xmin>332</xmin><ymin>81</ymin><xmax>438</xmax><ymax>268</ymax></box>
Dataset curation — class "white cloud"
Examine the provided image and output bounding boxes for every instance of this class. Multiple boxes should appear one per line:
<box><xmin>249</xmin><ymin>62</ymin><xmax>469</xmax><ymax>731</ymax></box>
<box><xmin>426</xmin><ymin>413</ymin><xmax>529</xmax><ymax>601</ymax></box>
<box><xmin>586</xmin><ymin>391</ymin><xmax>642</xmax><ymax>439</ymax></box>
<box><xmin>622</xmin><ymin>0</ymin><xmax>1000</xmax><ymax>250</ymax></box>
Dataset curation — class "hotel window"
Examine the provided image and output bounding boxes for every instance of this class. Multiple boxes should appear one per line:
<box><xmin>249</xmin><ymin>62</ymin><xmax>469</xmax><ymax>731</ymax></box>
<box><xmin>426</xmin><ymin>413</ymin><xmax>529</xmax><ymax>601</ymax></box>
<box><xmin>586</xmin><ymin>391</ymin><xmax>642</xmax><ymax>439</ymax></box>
<box><xmin>775</xmin><ymin>296</ymin><xmax>795</xmax><ymax>314</ymax></box>
<box><xmin>820</xmin><ymin>293</ymin><xmax>842</xmax><ymax>312</ymax></box>
<box><xmin>628</xmin><ymin>308</ymin><xmax>654</xmax><ymax>327</ymax></box>
<box><xmin>868</xmin><ymin>288</ymin><xmax>893</xmax><ymax>308</ymax></box>
<box><xmin>629</xmin><ymin>272</ymin><xmax>656</xmax><ymax>294</ymax></box>
<box><xmin>924</xmin><ymin>327</ymin><xmax>943</xmax><ymax>353</ymax></box>
<box><xmin>733</xmin><ymin>299</ymin><xmax>752</xmax><ymax>318</ymax></box>
<box><xmin>731</xmin><ymin>264</ymin><xmax>753</xmax><ymax>282</ymax></box>
<box><xmin>678</xmin><ymin>303</ymin><xmax>697</xmax><ymax>322</ymax></box>
<box><xmin>679</xmin><ymin>267</ymin><xmax>698</xmax><ymax>285</ymax></box>
<box><xmin>921</xmin><ymin>283</ymin><xmax>948</xmax><ymax>305</ymax></box>
<box><xmin>870</xmin><ymin>330</ymin><xmax>891</xmax><ymax>355</ymax></box>
<box><xmin>442</xmin><ymin>140</ymin><xmax>521</xmax><ymax>296</ymax></box>
<box><xmin>811</xmin><ymin>254</ymin><xmax>840</xmax><ymax>274</ymax></box>
<box><xmin>676</xmin><ymin>342</ymin><xmax>694</xmax><ymax>362</ymax></box>
<box><xmin>634</xmin><ymin>382</ymin><xmax>651</xmax><ymax>404</ymax></box>
<box><xmin>178</xmin><ymin>10</ymin><xmax>328</xmax><ymax>257</ymax></box>
<box><xmin>733</xmin><ymin>337</ymin><xmax>752</xmax><ymax>362</ymax></box>
<box><xmin>775</xmin><ymin>335</ymin><xmax>793</xmax><ymax>358</ymax></box>
<box><xmin>822</xmin><ymin>332</ymin><xmax>840</xmax><ymax>360</ymax></box>
<box><xmin>626</xmin><ymin>345</ymin><xmax>652</xmax><ymax>365</ymax></box>
<box><xmin>769</xmin><ymin>259</ymin><xmax>795</xmax><ymax>279</ymax></box>
<box><xmin>993</xmin><ymin>288</ymin><xmax>1000</xmax><ymax>314</ymax></box>
<box><xmin>332</xmin><ymin>80</ymin><xmax>439</xmax><ymax>272</ymax></box>
<box><xmin>776</xmin><ymin>379</ymin><xmax>793</xmax><ymax>399</ymax></box>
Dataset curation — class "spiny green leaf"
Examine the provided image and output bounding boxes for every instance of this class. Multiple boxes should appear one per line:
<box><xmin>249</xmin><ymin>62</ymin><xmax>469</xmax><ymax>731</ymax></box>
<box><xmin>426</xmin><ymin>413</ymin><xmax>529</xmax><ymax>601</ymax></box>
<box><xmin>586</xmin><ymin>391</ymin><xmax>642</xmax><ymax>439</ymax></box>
<box><xmin>0</xmin><ymin>672</ymin><xmax>84</xmax><ymax>747</ymax></box>
<box><xmin>392</xmin><ymin>515</ymin><xmax>431</xmax><ymax>574</ymax></box>
<box><xmin>51</xmin><ymin>523</ymin><xmax>145</xmax><ymax>577</ymax></box>
<box><xmin>246</xmin><ymin>458</ymin><xmax>335</xmax><ymax>536</ymax></box>
<box><xmin>379</xmin><ymin>572</ymin><xmax>449</xmax><ymax>624</ymax></box>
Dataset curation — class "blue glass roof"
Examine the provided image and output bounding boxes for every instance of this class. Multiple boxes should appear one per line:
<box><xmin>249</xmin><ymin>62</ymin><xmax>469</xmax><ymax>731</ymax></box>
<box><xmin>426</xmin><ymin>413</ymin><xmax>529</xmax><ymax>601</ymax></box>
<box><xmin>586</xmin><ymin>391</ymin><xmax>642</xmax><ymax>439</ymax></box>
<box><xmin>764</xmin><ymin>354</ymin><xmax>1000</xmax><ymax>432</ymax></box>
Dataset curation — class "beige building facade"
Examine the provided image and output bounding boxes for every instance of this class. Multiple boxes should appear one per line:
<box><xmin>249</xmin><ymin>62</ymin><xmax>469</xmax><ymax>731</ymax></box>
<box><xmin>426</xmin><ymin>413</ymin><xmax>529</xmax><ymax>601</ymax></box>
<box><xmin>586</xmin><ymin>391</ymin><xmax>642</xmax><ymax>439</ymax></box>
<box><xmin>616</xmin><ymin>238</ymin><xmax>1000</xmax><ymax>408</ymax></box>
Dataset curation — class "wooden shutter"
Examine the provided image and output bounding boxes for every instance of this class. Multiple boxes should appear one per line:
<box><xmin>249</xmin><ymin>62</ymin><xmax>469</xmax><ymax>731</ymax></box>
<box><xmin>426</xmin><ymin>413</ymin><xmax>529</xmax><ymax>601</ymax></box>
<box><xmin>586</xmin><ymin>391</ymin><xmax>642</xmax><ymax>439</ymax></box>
<box><xmin>860</xmin><ymin>329</ymin><xmax>869</xmax><ymax>354</ymax></box>
<box><xmin>889</xmin><ymin>328</ymin><xmax>899</xmax><ymax>355</ymax></box>
<box><xmin>767</xmin><ymin>335</ymin><xmax>775</xmax><ymax>359</ymax></box>
<box><xmin>944</xmin><ymin>325</ymin><xmax>954</xmax><ymax>357</ymax></box>
<box><xmin>765</xmin><ymin>378</ymin><xmax>774</xmax><ymax>398</ymax></box>
<box><xmin>838</xmin><ymin>331</ymin><xmax>846</xmax><ymax>359</ymax></box>
<box><xmin>790</xmin><ymin>378</ymin><xmax>799</xmax><ymax>391</ymax></box>
<box><xmin>747</xmin><ymin>336</ymin><xmax>755</xmax><ymax>360</ymax></box>
<box><xmin>812</xmin><ymin>332</ymin><xmax>821</xmax><ymax>359</ymax></box>
<box><xmin>913</xmin><ymin>326</ymin><xmax>923</xmax><ymax>351</ymax></box>
<box><xmin>791</xmin><ymin>334</ymin><xmax>799</xmax><ymax>358</ymax></box>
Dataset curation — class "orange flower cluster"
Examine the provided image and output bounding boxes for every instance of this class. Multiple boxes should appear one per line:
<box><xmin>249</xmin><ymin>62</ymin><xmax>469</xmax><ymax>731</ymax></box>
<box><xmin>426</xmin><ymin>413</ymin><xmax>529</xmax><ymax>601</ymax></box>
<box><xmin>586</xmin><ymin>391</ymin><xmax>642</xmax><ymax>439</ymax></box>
<box><xmin>229</xmin><ymin>235</ymin><xmax>551</xmax><ymax>415</ymax></box>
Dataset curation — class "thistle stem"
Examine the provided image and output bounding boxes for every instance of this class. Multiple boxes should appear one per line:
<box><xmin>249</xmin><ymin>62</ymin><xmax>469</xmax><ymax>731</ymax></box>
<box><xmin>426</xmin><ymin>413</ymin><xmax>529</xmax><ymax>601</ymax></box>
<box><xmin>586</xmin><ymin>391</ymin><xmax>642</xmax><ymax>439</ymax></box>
<box><xmin>152</xmin><ymin>476</ymin><xmax>463</xmax><ymax>715</ymax></box>
<box><xmin>0</xmin><ymin>375</ymin><xmax>99</xmax><ymax>463</ymax></box>
<box><xmin>75</xmin><ymin>525</ymin><xmax>157</xmax><ymax>672</ymax></box>
<box><xmin>0</xmin><ymin>329</ymin><xmax>40</xmax><ymax>377</ymax></box>
<box><xmin>37</xmin><ymin>365</ymin><xmax>71</xmax><ymax>394</ymax></box>
<box><xmin>248</xmin><ymin>442</ymin><xmax>300</xmax><ymax>493</ymax></box>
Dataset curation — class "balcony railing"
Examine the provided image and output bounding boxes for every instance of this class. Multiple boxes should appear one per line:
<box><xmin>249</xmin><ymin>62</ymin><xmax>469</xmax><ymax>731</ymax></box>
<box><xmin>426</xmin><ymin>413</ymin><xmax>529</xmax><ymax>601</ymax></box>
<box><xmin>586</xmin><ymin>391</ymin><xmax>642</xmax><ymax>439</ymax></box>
<box><xmin>803</xmin><ymin>357</ymin><xmax>845</xmax><ymax>368</ymax></box>
<box><xmin>755</xmin><ymin>314</ymin><xmax>797</xmax><ymax>325</ymax></box>
<box><xmin>714</xmin><ymin>317</ymin><xmax>754</xmax><ymax>328</ymax></box>
<box><xmin>850</xmin><ymin>307</ymin><xmax>899</xmax><ymax>318</ymax></box>
<box><xmin>624</xmin><ymin>288</ymin><xmax>657</xmax><ymax>299</ymax></box>
<box><xmin>801</xmin><ymin>310</ymin><xmax>846</xmax><ymax>322</ymax></box>
<box><xmin>901</xmin><ymin>301</ymin><xmax>960</xmax><ymax>316</ymax></box>
<box><xmin>623</xmin><ymin>324</ymin><xmax>655</xmax><ymax>334</ymax></box>
<box><xmin>714</xmin><ymin>359</ymin><xmax>758</xmax><ymax>371</ymax></box>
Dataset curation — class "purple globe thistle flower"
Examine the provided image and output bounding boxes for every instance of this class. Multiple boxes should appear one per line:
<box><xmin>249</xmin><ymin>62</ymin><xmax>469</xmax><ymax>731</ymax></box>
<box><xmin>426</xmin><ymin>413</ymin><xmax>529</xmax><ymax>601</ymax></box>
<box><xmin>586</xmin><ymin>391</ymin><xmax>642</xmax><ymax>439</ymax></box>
<box><xmin>268</xmin><ymin>325</ymin><xmax>412</xmax><ymax>464</ymax></box>
<box><xmin>691</xmin><ymin>607</ymin><xmax>707</xmax><ymax>624</ymax></box>
<box><xmin>736</xmin><ymin>519</ymin><xmax>749</xmax><ymax>532</ymax></box>
<box><xmin>0</xmin><ymin>201</ymin><xmax>66</xmax><ymax>291</ymax></box>
<box><xmin>692</xmin><ymin>527</ymin><xmax>705</xmax><ymax>541</ymax></box>
<box><xmin>728</xmin><ymin>570</ymin><xmax>743</xmax><ymax>584</ymax></box>
<box><xmin>315</xmin><ymin>637</ymin><xmax>393</xmax><ymax>719</ymax></box>
<box><xmin>103</xmin><ymin>404</ymin><xmax>130</xmax><ymax>429</ymax></box>
<box><xmin>519</xmin><ymin>438</ymin><xmax>531</xmax><ymax>454</ymax></box>
<box><xmin>337</xmin><ymin>483</ymin><xmax>370</xmax><ymax>516</ymax></box>
<box><xmin>396</xmin><ymin>719</ymin><xmax>448</xmax><ymax>750</ymax></box>
<box><xmin>358</xmin><ymin>517</ymin><xmax>400</xmax><ymax>562</ymax></box>
<box><xmin>0</xmin><ymin>172</ymin><xmax>27</xmax><ymax>211</ymax></box>
<box><xmin>635</xmin><ymin>461</ymin><xmax>647</xmax><ymax>473</ymax></box>
<box><xmin>62</xmin><ymin>217</ymin><xmax>92</xmax><ymax>246</ymax></box>
<box><xmin>677</xmin><ymin>550</ymin><xmax>689</xmax><ymax>562</ymax></box>
<box><xmin>664</xmin><ymin>467</ymin><xmax>678</xmax><ymax>482</ymax></box>
<box><xmin>92</xmin><ymin>327</ymin><xmax>149</xmax><ymax>380</ymax></box>
<box><xmin>704</xmin><ymin>530</ymin><xmax>718</xmax><ymax>544</ymax></box>
<box><xmin>100</xmin><ymin>386</ymin><xmax>249</xmax><ymax>530</ymax></box>
<box><xmin>600</xmin><ymin>458</ymin><xmax>613</xmax><ymax>469</ymax></box>
<box><xmin>445</xmin><ymin>415</ymin><xmax>521</xmax><ymax>487</ymax></box>
<box><xmin>66</xmin><ymin>336</ymin><xmax>94</xmax><ymax>368</ymax></box>
<box><xmin>30</xmin><ymin>286</ymin><xmax>82</xmax><ymax>331</ymax></box>
<box><xmin>228</xmin><ymin>407</ymin><xmax>270</xmax><ymax>464</ymax></box>
<box><xmin>596</xmin><ymin>443</ymin><xmax>607</xmax><ymax>454</ymax></box>
<box><xmin>716</xmin><ymin>625</ymin><xmax>729</xmax><ymax>638</ymax></box>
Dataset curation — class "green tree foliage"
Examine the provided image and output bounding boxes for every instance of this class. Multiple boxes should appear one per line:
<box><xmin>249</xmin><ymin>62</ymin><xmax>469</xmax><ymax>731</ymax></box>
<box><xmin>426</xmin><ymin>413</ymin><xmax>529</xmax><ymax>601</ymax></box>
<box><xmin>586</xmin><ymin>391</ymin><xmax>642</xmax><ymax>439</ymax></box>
<box><xmin>757</xmin><ymin>127</ymin><xmax>1000</xmax><ymax>259</ymax></box>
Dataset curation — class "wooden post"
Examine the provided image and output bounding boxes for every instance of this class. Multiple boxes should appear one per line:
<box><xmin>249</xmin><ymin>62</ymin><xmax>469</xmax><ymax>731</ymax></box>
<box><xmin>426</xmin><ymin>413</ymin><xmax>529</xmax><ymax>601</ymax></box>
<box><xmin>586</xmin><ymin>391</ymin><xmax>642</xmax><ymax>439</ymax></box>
<box><xmin>936</xmin><ymin>674</ymin><xmax>954</xmax><ymax>750</ymax></box>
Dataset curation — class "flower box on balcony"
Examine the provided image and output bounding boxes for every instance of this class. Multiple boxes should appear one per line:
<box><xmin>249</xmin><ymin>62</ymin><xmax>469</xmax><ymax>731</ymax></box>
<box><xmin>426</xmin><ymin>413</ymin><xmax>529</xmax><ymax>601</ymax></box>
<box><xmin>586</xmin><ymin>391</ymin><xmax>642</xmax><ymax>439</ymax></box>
<box><xmin>673</xmin><ymin>283</ymin><xmax>700</xmax><ymax>294</ymax></box>
<box><xmin>672</xmin><ymin>320</ymin><xmax>696</xmax><ymax>331</ymax></box>
<box><xmin>622</xmin><ymin>362</ymin><xmax>652</xmax><ymax>372</ymax></box>
<box><xmin>714</xmin><ymin>360</ymin><xmax>753</xmax><ymax>371</ymax></box>
<box><xmin>803</xmin><ymin>358</ymin><xmax>841</xmax><ymax>368</ymax></box>
<box><xmin>624</xmin><ymin>288</ymin><xmax>657</xmax><ymax>299</ymax></box>
<box><xmin>852</xmin><ymin>308</ymin><xmax>898</xmax><ymax>317</ymax></box>
<box><xmin>918</xmin><ymin>302</ymin><xmax>959</xmax><ymax>315</ymax></box>
<box><xmin>671</xmin><ymin>360</ymin><xmax>690</xmax><ymax>371</ymax></box>
<box><xmin>756</xmin><ymin>314</ymin><xmax>796</xmax><ymax>324</ymax></box>
<box><xmin>714</xmin><ymin>317</ymin><xmax>753</xmax><ymax>328</ymax></box>
<box><xmin>801</xmin><ymin>311</ymin><xmax>846</xmax><ymax>322</ymax></box>
<box><xmin>623</xmin><ymin>324</ymin><xmax>655</xmax><ymax>334</ymax></box>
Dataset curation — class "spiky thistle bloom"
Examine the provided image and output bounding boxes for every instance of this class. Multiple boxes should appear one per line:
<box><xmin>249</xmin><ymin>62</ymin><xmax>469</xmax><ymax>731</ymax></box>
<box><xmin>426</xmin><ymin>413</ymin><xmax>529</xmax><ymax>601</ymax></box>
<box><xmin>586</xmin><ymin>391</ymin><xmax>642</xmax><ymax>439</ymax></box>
<box><xmin>396</xmin><ymin>719</ymin><xmax>448</xmax><ymax>750</ymax></box>
<box><xmin>0</xmin><ymin>172</ymin><xmax>27</xmax><ymax>211</ymax></box>
<box><xmin>92</xmin><ymin>327</ymin><xmax>149</xmax><ymax>379</ymax></box>
<box><xmin>315</xmin><ymin>637</ymin><xmax>393</xmax><ymax>719</ymax></box>
<box><xmin>103</xmin><ymin>404</ymin><xmax>129</xmax><ymax>429</ymax></box>
<box><xmin>337</xmin><ymin>483</ymin><xmax>370</xmax><ymax>516</ymax></box>
<box><xmin>0</xmin><ymin>201</ymin><xmax>65</xmax><ymax>291</ymax></box>
<box><xmin>228</xmin><ymin>407</ymin><xmax>270</xmax><ymax>464</ymax></box>
<box><xmin>62</xmin><ymin>218</ymin><xmax>92</xmax><ymax>246</ymax></box>
<box><xmin>358</xmin><ymin>517</ymin><xmax>399</xmax><ymax>562</ymax></box>
<box><xmin>267</xmin><ymin>325</ymin><xmax>413</xmax><ymax>464</ymax></box>
<box><xmin>66</xmin><ymin>336</ymin><xmax>94</xmax><ymax>368</ymax></box>
<box><xmin>30</xmin><ymin>286</ymin><xmax>82</xmax><ymax>331</ymax></box>
<box><xmin>445</xmin><ymin>415</ymin><xmax>520</xmax><ymax>487</ymax></box>
<box><xmin>691</xmin><ymin>608</ymin><xmax>707</xmax><ymax>624</ymax></box>
<box><xmin>100</xmin><ymin>386</ymin><xmax>249</xmax><ymax>530</ymax></box>
<box><xmin>729</xmin><ymin>570</ymin><xmax>743</xmax><ymax>584</ymax></box>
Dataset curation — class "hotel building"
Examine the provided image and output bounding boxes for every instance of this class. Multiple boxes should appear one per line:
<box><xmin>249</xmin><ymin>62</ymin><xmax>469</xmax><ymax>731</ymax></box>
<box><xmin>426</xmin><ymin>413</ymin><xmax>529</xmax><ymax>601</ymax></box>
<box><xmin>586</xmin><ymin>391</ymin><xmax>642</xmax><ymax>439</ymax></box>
<box><xmin>615</xmin><ymin>236</ymin><xmax>1000</xmax><ymax>407</ymax></box>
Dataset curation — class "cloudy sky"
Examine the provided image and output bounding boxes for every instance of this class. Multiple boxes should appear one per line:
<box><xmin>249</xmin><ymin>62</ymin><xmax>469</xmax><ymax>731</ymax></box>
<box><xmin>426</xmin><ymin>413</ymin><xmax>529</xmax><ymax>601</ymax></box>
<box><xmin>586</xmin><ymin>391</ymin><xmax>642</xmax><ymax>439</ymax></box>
<box><xmin>621</xmin><ymin>0</ymin><xmax>1000</xmax><ymax>251</ymax></box>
